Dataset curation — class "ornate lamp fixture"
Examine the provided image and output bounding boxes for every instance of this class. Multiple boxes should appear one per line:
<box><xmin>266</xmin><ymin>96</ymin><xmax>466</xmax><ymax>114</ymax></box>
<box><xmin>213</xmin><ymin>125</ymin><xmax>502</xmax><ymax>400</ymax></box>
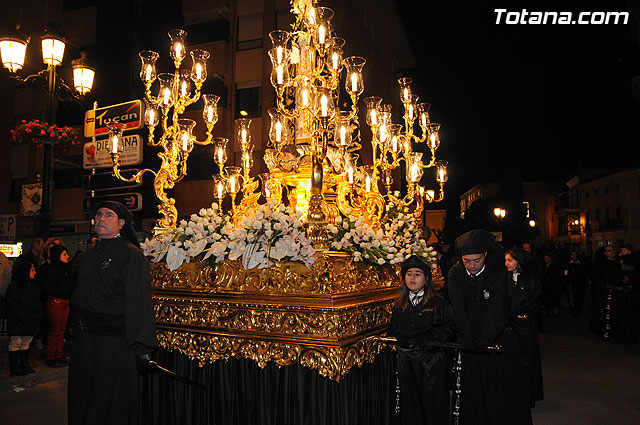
<box><xmin>109</xmin><ymin>29</ymin><xmax>220</xmax><ymax>230</ymax></box>
<box><xmin>1</xmin><ymin>25</ymin><xmax>95</xmax><ymax>238</ymax></box>
<box><xmin>221</xmin><ymin>1</ymin><xmax>448</xmax><ymax>247</ymax></box>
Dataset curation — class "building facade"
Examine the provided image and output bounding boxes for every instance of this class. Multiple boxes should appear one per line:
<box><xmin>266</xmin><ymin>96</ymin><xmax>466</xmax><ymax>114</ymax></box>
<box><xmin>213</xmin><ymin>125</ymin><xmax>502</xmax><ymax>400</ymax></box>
<box><xmin>0</xmin><ymin>0</ymin><xmax>416</xmax><ymax>252</ymax></box>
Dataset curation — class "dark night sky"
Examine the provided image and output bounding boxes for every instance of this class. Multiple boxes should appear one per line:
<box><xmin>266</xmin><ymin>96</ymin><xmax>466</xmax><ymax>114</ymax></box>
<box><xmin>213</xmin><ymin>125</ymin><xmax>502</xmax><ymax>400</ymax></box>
<box><xmin>396</xmin><ymin>0</ymin><xmax>640</xmax><ymax>212</ymax></box>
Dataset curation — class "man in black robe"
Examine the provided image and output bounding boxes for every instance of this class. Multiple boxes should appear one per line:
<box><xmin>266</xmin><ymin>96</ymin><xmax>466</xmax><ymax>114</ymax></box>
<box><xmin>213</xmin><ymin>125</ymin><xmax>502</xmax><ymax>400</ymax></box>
<box><xmin>68</xmin><ymin>201</ymin><xmax>157</xmax><ymax>425</ymax></box>
<box><xmin>447</xmin><ymin>229</ymin><xmax>532</xmax><ymax>425</ymax></box>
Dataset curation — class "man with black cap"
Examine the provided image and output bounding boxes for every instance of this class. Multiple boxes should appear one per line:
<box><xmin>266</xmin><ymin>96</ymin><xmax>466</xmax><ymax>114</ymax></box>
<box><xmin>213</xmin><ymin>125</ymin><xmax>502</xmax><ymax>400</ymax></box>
<box><xmin>447</xmin><ymin>229</ymin><xmax>531</xmax><ymax>425</ymax></box>
<box><xmin>68</xmin><ymin>201</ymin><xmax>157</xmax><ymax>425</ymax></box>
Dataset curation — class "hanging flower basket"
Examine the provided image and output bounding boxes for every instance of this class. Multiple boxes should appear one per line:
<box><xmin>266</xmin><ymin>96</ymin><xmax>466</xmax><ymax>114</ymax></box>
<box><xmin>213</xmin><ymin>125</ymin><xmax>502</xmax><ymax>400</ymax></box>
<box><xmin>10</xmin><ymin>119</ymin><xmax>81</xmax><ymax>149</ymax></box>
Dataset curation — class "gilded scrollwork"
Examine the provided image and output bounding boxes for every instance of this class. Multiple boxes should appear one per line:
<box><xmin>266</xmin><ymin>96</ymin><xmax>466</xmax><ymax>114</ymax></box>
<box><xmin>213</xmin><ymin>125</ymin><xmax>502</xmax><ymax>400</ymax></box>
<box><xmin>157</xmin><ymin>329</ymin><xmax>387</xmax><ymax>381</ymax></box>
<box><xmin>152</xmin><ymin>255</ymin><xmax>400</xmax><ymax>380</ymax></box>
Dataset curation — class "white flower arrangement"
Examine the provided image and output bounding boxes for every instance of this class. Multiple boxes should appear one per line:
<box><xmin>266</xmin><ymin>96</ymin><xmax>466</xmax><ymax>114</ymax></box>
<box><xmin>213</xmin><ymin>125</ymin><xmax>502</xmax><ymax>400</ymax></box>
<box><xmin>141</xmin><ymin>199</ymin><xmax>316</xmax><ymax>271</ymax></box>
<box><xmin>328</xmin><ymin>205</ymin><xmax>435</xmax><ymax>267</ymax></box>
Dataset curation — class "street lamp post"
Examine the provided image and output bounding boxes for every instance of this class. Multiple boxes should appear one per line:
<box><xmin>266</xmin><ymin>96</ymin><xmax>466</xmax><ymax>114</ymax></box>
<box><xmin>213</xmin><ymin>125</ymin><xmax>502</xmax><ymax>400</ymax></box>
<box><xmin>1</xmin><ymin>26</ymin><xmax>95</xmax><ymax>239</ymax></box>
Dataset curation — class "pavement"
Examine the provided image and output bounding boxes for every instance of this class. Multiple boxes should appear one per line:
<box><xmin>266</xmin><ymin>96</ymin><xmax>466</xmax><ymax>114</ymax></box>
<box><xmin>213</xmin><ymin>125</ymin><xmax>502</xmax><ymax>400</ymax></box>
<box><xmin>0</xmin><ymin>314</ymin><xmax>639</xmax><ymax>425</ymax></box>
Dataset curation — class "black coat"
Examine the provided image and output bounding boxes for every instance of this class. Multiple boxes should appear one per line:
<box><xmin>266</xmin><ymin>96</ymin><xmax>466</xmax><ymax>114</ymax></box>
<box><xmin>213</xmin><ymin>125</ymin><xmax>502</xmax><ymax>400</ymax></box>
<box><xmin>448</xmin><ymin>262</ymin><xmax>532</xmax><ymax>425</ymax></box>
<box><xmin>508</xmin><ymin>271</ymin><xmax>544</xmax><ymax>404</ymax></box>
<box><xmin>68</xmin><ymin>236</ymin><xmax>158</xmax><ymax>425</ymax></box>
<box><xmin>5</xmin><ymin>279</ymin><xmax>43</xmax><ymax>336</ymax></box>
<box><xmin>389</xmin><ymin>296</ymin><xmax>456</xmax><ymax>425</ymax></box>
<box><xmin>42</xmin><ymin>261</ymin><xmax>75</xmax><ymax>300</ymax></box>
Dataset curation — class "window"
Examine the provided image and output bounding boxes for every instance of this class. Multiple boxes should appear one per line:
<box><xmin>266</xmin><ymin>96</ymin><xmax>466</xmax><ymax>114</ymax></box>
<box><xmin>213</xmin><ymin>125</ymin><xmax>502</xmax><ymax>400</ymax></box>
<box><xmin>237</xmin><ymin>14</ymin><xmax>263</xmax><ymax>50</ymax></box>
<box><xmin>235</xmin><ymin>85</ymin><xmax>262</xmax><ymax>118</ymax></box>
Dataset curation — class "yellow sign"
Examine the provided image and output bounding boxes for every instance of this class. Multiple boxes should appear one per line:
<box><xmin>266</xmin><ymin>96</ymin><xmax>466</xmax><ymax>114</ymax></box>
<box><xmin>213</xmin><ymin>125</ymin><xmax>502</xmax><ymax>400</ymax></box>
<box><xmin>0</xmin><ymin>243</ymin><xmax>22</xmax><ymax>258</ymax></box>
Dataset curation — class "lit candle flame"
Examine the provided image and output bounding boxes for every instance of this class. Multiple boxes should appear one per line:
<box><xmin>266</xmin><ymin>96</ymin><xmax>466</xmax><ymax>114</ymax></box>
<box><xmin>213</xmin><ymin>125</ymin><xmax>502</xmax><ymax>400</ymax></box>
<box><xmin>347</xmin><ymin>164</ymin><xmax>354</xmax><ymax>184</ymax></box>
<box><xmin>320</xmin><ymin>94</ymin><xmax>328</xmax><ymax>117</ymax></box>
<box><xmin>276</xmin><ymin>65</ymin><xmax>284</xmax><ymax>85</ymax></box>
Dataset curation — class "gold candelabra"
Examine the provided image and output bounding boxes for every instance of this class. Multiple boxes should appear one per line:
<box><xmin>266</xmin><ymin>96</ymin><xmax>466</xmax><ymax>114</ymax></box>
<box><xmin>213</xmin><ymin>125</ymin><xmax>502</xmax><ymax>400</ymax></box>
<box><xmin>109</xmin><ymin>29</ymin><xmax>220</xmax><ymax>230</ymax></box>
<box><xmin>112</xmin><ymin>0</ymin><xmax>448</xmax><ymax>239</ymax></box>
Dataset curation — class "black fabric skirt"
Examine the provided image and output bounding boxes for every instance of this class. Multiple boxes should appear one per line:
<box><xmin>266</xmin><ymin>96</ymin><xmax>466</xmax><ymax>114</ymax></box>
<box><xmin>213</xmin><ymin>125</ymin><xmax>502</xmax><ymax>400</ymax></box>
<box><xmin>68</xmin><ymin>331</ymin><xmax>139</xmax><ymax>425</ymax></box>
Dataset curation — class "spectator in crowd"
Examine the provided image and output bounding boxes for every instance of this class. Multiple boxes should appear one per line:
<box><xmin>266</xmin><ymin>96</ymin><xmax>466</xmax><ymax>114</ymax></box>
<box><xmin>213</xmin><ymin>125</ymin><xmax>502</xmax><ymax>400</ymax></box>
<box><xmin>429</xmin><ymin>243</ymin><xmax>449</xmax><ymax>295</ymax></box>
<box><xmin>43</xmin><ymin>245</ymin><xmax>75</xmax><ymax>366</ymax></box>
<box><xmin>505</xmin><ymin>248</ymin><xmax>544</xmax><ymax>406</ymax></box>
<box><xmin>388</xmin><ymin>255</ymin><xmax>456</xmax><ymax>425</ymax></box>
<box><xmin>0</xmin><ymin>250</ymin><xmax>10</xmax><ymax>298</ymax></box>
<box><xmin>5</xmin><ymin>261</ymin><xmax>42</xmax><ymax>375</ymax></box>
<box><xmin>11</xmin><ymin>238</ymin><xmax>44</xmax><ymax>282</ymax></box>
<box><xmin>541</xmin><ymin>252</ymin><xmax>562</xmax><ymax>317</ymax></box>
<box><xmin>448</xmin><ymin>229</ymin><xmax>532</xmax><ymax>425</ymax></box>
<box><xmin>564</xmin><ymin>251</ymin><xmax>590</xmax><ymax>318</ymax></box>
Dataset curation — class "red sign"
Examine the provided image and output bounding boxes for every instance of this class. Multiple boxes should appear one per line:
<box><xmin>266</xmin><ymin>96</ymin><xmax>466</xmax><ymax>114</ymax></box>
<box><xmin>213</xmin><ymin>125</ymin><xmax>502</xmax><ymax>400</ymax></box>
<box><xmin>84</xmin><ymin>100</ymin><xmax>143</xmax><ymax>137</ymax></box>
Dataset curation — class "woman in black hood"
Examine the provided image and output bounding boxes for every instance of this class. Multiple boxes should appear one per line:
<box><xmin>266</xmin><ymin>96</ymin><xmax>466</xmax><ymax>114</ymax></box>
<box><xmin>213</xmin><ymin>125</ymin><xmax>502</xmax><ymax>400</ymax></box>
<box><xmin>5</xmin><ymin>261</ymin><xmax>42</xmax><ymax>375</ymax></box>
<box><xmin>43</xmin><ymin>244</ymin><xmax>75</xmax><ymax>366</ymax></box>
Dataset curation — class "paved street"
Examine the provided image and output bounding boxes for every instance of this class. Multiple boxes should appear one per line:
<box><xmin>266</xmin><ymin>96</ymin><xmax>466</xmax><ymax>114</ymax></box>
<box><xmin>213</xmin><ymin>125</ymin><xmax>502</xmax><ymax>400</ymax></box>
<box><xmin>1</xmin><ymin>315</ymin><xmax>639</xmax><ymax>425</ymax></box>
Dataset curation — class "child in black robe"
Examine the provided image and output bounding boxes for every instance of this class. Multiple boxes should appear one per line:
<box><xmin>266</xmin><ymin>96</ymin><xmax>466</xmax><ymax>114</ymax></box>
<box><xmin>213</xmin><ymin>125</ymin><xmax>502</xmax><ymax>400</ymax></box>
<box><xmin>388</xmin><ymin>255</ymin><xmax>456</xmax><ymax>425</ymax></box>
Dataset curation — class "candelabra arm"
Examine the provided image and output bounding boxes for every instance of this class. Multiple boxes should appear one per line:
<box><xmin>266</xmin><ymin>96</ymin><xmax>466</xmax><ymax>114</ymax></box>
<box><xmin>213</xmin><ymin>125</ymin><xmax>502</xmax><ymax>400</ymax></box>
<box><xmin>111</xmin><ymin>153</ymin><xmax>157</xmax><ymax>183</ymax></box>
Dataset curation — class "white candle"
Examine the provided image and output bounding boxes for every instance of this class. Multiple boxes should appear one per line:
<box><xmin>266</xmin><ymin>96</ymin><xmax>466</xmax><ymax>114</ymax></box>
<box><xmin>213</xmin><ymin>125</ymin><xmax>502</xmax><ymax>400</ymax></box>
<box><xmin>241</xmin><ymin>129</ymin><xmax>247</xmax><ymax>144</ymax></box>
<box><xmin>229</xmin><ymin>178</ymin><xmax>236</xmax><ymax>193</ymax></box>
<box><xmin>340</xmin><ymin>125</ymin><xmax>347</xmax><ymax>146</ymax></box>
<box><xmin>347</xmin><ymin>165</ymin><xmax>354</xmax><ymax>184</ymax></box>
<box><xmin>403</xmin><ymin>88</ymin><xmax>409</xmax><ymax>102</ymax></box>
<box><xmin>111</xmin><ymin>136</ymin><xmax>118</xmax><ymax>154</ymax></box>
<box><xmin>365</xmin><ymin>175</ymin><xmax>371</xmax><ymax>192</ymax></box>
<box><xmin>351</xmin><ymin>73</ymin><xmax>358</xmax><ymax>92</ymax></box>
<box><xmin>318</xmin><ymin>25</ymin><xmax>325</xmax><ymax>45</ymax></box>
<box><xmin>332</xmin><ymin>52</ymin><xmax>339</xmax><ymax>70</ymax></box>
<box><xmin>430</xmin><ymin>133</ymin><xmax>437</xmax><ymax>148</ymax></box>
<box><xmin>411</xmin><ymin>163</ymin><xmax>419</xmax><ymax>182</ymax></box>
<box><xmin>275</xmin><ymin>121</ymin><xmax>282</xmax><ymax>142</ymax></box>
<box><xmin>391</xmin><ymin>136</ymin><xmax>397</xmax><ymax>152</ymax></box>
<box><xmin>421</xmin><ymin>114</ymin><xmax>427</xmax><ymax>127</ymax></box>
<box><xmin>439</xmin><ymin>169</ymin><xmax>445</xmax><ymax>181</ymax></box>
<box><xmin>195</xmin><ymin>63</ymin><xmax>202</xmax><ymax>80</ymax></box>
<box><xmin>216</xmin><ymin>147</ymin><xmax>223</xmax><ymax>163</ymax></box>
<box><xmin>408</xmin><ymin>105</ymin><xmax>414</xmax><ymax>119</ymax></box>
<box><xmin>276</xmin><ymin>66</ymin><xmax>283</xmax><ymax>85</ymax></box>
<box><xmin>148</xmin><ymin>110</ymin><xmax>155</xmax><ymax>125</ymax></box>
<box><xmin>302</xmin><ymin>89</ymin><xmax>309</xmax><ymax>107</ymax></box>
<box><xmin>370</xmin><ymin>109</ymin><xmax>377</xmax><ymax>125</ymax></box>
<box><xmin>207</xmin><ymin>107</ymin><xmax>214</xmax><ymax>123</ymax></box>
<box><xmin>320</xmin><ymin>95</ymin><xmax>328</xmax><ymax>117</ymax></box>
<box><xmin>145</xmin><ymin>65</ymin><xmax>152</xmax><ymax>81</ymax></box>
<box><xmin>276</xmin><ymin>46</ymin><xmax>283</xmax><ymax>64</ymax></box>
<box><xmin>163</xmin><ymin>88</ymin><xmax>171</xmax><ymax>105</ymax></box>
<box><xmin>182</xmin><ymin>133</ymin><xmax>189</xmax><ymax>151</ymax></box>
<box><xmin>175</xmin><ymin>43</ymin><xmax>182</xmax><ymax>58</ymax></box>
<box><xmin>181</xmin><ymin>80</ymin><xmax>188</xmax><ymax>97</ymax></box>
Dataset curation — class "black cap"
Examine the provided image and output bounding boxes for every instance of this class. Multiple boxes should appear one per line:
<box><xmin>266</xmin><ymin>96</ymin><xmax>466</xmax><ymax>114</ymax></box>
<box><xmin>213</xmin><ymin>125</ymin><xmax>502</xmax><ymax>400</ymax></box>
<box><xmin>455</xmin><ymin>229</ymin><xmax>495</xmax><ymax>256</ymax></box>
<box><xmin>91</xmin><ymin>201</ymin><xmax>139</xmax><ymax>248</ymax></box>
<box><xmin>401</xmin><ymin>255</ymin><xmax>432</xmax><ymax>280</ymax></box>
<box><xmin>91</xmin><ymin>201</ymin><xmax>133</xmax><ymax>224</ymax></box>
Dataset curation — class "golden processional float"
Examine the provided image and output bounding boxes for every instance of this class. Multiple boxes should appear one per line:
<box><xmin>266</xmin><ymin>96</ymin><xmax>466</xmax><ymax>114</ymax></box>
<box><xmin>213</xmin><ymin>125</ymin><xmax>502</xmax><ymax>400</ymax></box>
<box><xmin>108</xmin><ymin>0</ymin><xmax>448</xmax><ymax>381</ymax></box>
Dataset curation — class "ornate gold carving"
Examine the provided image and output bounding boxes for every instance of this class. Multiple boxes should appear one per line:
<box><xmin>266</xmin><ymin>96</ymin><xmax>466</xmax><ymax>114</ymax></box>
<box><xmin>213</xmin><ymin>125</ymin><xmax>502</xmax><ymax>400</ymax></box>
<box><xmin>157</xmin><ymin>329</ymin><xmax>387</xmax><ymax>381</ymax></box>
<box><xmin>152</xmin><ymin>254</ymin><xmax>400</xmax><ymax>381</ymax></box>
